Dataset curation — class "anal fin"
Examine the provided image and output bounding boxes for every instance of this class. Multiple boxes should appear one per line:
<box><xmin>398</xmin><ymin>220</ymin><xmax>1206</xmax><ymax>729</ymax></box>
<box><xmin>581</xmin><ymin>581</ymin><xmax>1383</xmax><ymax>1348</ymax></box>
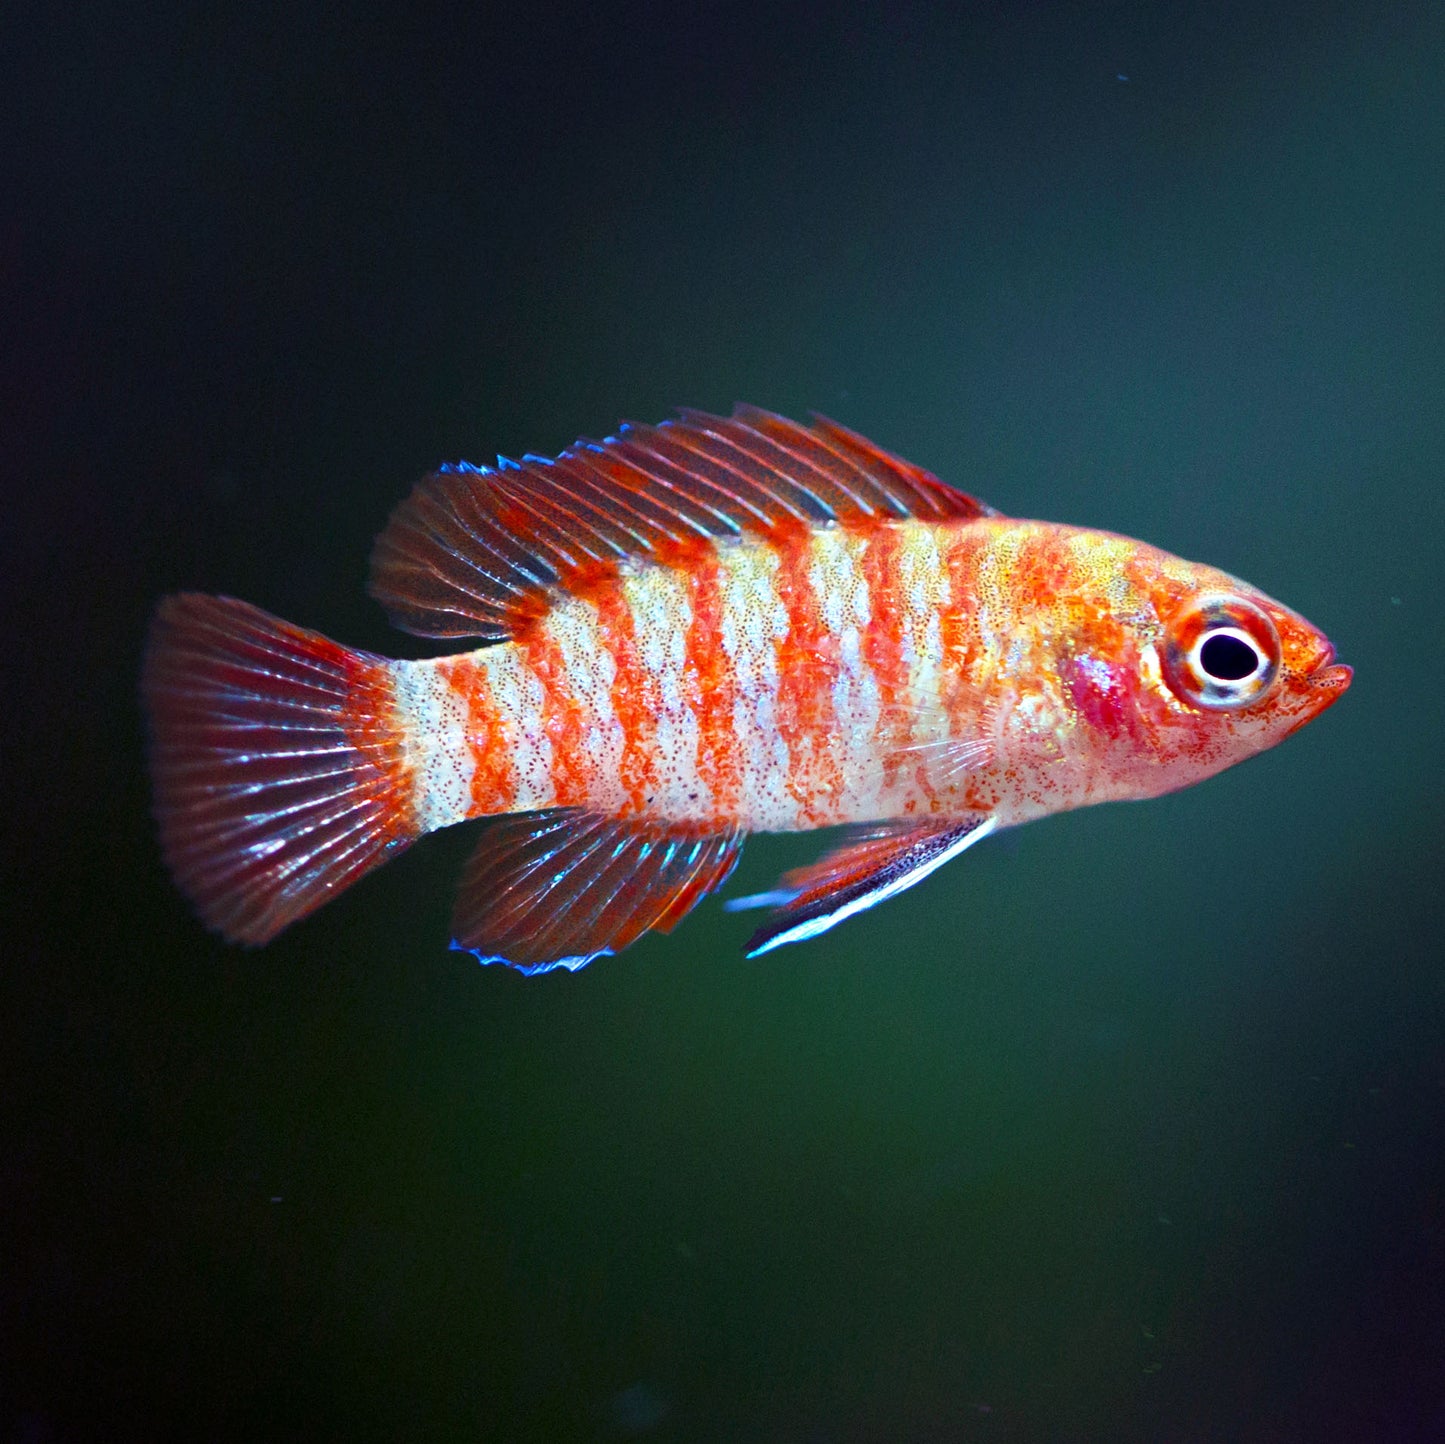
<box><xmin>452</xmin><ymin>811</ymin><xmax>745</xmax><ymax>974</ymax></box>
<box><xmin>729</xmin><ymin>815</ymin><xmax>996</xmax><ymax>957</ymax></box>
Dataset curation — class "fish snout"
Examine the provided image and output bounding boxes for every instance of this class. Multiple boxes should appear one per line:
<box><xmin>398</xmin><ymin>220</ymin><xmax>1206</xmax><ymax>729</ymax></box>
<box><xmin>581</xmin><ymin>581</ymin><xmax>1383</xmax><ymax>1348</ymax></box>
<box><xmin>1299</xmin><ymin>630</ymin><xmax>1350</xmax><ymax>693</ymax></box>
<box><xmin>1281</xmin><ymin>641</ymin><xmax>1350</xmax><ymax>733</ymax></box>
<box><xmin>1305</xmin><ymin>633</ymin><xmax>1351</xmax><ymax>691</ymax></box>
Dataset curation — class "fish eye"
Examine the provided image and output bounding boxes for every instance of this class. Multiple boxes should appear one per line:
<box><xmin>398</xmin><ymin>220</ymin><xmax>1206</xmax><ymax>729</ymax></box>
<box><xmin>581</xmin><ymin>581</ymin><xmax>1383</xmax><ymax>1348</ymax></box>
<box><xmin>1162</xmin><ymin>596</ymin><xmax>1281</xmax><ymax>710</ymax></box>
<box><xmin>1198</xmin><ymin>630</ymin><xmax>1263</xmax><ymax>682</ymax></box>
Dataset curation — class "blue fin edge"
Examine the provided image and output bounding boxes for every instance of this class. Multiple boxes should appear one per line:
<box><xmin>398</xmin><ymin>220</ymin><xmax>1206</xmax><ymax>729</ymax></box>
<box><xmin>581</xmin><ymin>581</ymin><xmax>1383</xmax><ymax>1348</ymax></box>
<box><xmin>450</xmin><ymin>939</ymin><xmax>614</xmax><ymax>976</ymax></box>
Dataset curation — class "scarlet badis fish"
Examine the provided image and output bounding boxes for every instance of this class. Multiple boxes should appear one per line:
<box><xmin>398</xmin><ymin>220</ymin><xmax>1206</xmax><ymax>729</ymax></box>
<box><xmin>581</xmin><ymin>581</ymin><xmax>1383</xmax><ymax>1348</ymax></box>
<box><xmin>143</xmin><ymin>407</ymin><xmax>1351</xmax><ymax>971</ymax></box>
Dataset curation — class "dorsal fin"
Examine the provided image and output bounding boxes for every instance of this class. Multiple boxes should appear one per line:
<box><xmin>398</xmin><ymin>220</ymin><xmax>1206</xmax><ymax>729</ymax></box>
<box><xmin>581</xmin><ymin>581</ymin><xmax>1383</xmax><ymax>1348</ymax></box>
<box><xmin>369</xmin><ymin>405</ymin><xmax>996</xmax><ymax>640</ymax></box>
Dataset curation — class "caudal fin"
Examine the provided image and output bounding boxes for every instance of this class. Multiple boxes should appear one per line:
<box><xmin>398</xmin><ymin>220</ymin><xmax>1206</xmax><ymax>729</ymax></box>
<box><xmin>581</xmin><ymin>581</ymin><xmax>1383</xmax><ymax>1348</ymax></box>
<box><xmin>142</xmin><ymin>594</ymin><xmax>419</xmax><ymax>943</ymax></box>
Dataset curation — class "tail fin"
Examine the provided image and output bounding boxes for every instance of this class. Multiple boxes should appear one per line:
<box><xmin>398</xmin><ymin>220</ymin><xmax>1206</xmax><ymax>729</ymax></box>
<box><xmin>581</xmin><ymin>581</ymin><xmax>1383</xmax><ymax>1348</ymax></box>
<box><xmin>142</xmin><ymin>594</ymin><xmax>419</xmax><ymax>943</ymax></box>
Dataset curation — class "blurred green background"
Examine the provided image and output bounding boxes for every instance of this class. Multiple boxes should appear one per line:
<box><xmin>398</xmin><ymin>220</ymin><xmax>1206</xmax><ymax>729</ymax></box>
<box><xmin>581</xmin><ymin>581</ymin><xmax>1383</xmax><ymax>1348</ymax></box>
<box><xmin>5</xmin><ymin>1</ymin><xmax>1444</xmax><ymax>1439</ymax></box>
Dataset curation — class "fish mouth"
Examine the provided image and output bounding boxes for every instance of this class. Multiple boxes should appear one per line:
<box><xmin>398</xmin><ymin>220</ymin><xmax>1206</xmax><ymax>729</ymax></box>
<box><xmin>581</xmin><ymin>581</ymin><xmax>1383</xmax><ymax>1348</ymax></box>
<box><xmin>1288</xmin><ymin>639</ymin><xmax>1351</xmax><ymax>729</ymax></box>
<box><xmin>1307</xmin><ymin>637</ymin><xmax>1351</xmax><ymax>690</ymax></box>
<box><xmin>1283</xmin><ymin>641</ymin><xmax>1346</xmax><ymax>740</ymax></box>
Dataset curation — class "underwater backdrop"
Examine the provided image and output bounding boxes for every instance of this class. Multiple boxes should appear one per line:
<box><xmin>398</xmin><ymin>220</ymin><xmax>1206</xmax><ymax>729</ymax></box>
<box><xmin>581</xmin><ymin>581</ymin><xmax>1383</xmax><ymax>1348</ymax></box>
<box><xmin>5</xmin><ymin>1</ymin><xmax>1444</xmax><ymax>1438</ymax></box>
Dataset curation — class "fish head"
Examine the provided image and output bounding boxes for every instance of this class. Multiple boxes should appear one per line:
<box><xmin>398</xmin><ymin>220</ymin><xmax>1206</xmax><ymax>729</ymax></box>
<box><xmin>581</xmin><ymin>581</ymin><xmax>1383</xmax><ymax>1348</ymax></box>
<box><xmin>1036</xmin><ymin>528</ymin><xmax>1350</xmax><ymax>807</ymax></box>
<box><xmin>1108</xmin><ymin>545</ymin><xmax>1352</xmax><ymax>792</ymax></box>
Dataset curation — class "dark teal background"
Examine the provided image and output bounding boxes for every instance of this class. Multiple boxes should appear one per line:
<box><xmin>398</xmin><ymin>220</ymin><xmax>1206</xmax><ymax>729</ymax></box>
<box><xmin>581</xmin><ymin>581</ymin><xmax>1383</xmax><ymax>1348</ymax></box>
<box><xmin>5</xmin><ymin>2</ymin><xmax>1444</xmax><ymax>1439</ymax></box>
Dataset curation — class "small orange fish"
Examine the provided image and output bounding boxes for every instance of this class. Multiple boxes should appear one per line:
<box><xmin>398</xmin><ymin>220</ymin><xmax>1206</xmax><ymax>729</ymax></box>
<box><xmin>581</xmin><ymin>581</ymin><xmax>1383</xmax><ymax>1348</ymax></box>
<box><xmin>143</xmin><ymin>407</ymin><xmax>1351</xmax><ymax>970</ymax></box>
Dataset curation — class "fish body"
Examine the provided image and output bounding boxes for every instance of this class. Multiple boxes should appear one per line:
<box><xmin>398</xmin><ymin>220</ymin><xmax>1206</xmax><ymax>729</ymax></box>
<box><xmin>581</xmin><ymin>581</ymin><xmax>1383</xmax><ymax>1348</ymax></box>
<box><xmin>144</xmin><ymin>408</ymin><xmax>1350</xmax><ymax>970</ymax></box>
<box><xmin>391</xmin><ymin>516</ymin><xmax>1341</xmax><ymax>834</ymax></box>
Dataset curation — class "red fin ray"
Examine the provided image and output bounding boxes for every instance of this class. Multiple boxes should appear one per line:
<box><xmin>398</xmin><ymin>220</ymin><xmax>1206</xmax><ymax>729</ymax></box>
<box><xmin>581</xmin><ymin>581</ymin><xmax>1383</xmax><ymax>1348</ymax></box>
<box><xmin>143</xmin><ymin>595</ymin><xmax>418</xmax><ymax>943</ymax></box>
<box><xmin>451</xmin><ymin>811</ymin><xmax>745</xmax><ymax>974</ymax></box>
<box><xmin>370</xmin><ymin>407</ymin><xmax>997</xmax><ymax>640</ymax></box>
<box><xmin>803</xmin><ymin>413</ymin><xmax>988</xmax><ymax>519</ymax></box>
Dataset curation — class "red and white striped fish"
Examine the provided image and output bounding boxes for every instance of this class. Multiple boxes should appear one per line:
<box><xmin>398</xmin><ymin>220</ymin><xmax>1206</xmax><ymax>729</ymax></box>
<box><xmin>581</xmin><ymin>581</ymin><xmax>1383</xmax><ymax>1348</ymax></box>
<box><xmin>144</xmin><ymin>407</ymin><xmax>1351</xmax><ymax>971</ymax></box>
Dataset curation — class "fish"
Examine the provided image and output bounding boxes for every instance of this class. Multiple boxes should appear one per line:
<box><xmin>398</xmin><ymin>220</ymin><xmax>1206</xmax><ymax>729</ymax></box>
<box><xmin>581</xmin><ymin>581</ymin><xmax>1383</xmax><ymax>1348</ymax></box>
<box><xmin>142</xmin><ymin>406</ymin><xmax>1351</xmax><ymax>972</ymax></box>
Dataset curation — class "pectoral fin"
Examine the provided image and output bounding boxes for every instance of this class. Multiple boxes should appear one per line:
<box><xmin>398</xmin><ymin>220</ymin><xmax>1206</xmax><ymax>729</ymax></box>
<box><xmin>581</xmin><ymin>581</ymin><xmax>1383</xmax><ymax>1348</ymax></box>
<box><xmin>727</xmin><ymin>814</ymin><xmax>997</xmax><ymax>957</ymax></box>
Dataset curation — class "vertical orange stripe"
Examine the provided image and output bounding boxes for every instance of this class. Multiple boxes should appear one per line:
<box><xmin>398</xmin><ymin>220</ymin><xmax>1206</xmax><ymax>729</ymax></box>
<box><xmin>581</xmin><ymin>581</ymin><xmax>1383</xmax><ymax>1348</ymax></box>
<box><xmin>854</xmin><ymin>519</ymin><xmax>909</xmax><ymax>792</ymax></box>
<box><xmin>941</xmin><ymin>524</ymin><xmax>986</xmax><ymax>800</ymax></box>
<box><xmin>436</xmin><ymin>654</ymin><xmax>516</xmax><ymax>816</ymax></box>
<box><xmin>939</xmin><ymin>525</ymin><xmax>986</xmax><ymax>688</ymax></box>
<box><xmin>591</xmin><ymin>577</ymin><xmax>656</xmax><ymax>816</ymax></box>
<box><xmin>684</xmin><ymin>541</ymin><xmax>742</xmax><ymax>820</ymax></box>
<box><xmin>771</xmin><ymin>521</ymin><xmax>840</xmax><ymax>825</ymax></box>
<box><xmin>940</xmin><ymin>522</ymin><xmax>1002</xmax><ymax>814</ymax></box>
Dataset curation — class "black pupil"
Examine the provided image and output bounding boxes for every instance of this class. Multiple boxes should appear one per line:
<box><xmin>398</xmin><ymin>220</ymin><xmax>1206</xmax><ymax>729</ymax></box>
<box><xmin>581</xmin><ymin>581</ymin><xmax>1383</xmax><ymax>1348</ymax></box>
<box><xmin>1200</xmin><ymin>632</ymin><xmax>1259</xmax><ymax>681</ymax></box>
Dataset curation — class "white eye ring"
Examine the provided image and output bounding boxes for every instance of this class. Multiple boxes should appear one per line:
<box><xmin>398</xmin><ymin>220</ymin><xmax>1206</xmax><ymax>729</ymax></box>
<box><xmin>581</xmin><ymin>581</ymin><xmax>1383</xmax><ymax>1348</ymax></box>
<box><xmin>1162</xmin><ymin>594</ymin><xmax>1281</xmax><ymax>710</ymax></box>
<box><xmin>1188</xmin><ymin>626</ymin><xmax>1268</xmax><ymax>706</ymax></box>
